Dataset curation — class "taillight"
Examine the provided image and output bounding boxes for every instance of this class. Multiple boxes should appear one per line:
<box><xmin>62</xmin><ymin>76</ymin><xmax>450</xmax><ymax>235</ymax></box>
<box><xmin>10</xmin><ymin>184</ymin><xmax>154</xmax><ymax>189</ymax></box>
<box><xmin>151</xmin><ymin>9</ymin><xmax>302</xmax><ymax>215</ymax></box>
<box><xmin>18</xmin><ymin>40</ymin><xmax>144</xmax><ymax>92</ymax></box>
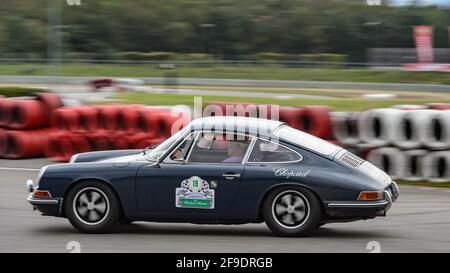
<box><xmin>358</xmin><ymin>191</ymin><xmax>383</xmax><ymax>201</ymax></box>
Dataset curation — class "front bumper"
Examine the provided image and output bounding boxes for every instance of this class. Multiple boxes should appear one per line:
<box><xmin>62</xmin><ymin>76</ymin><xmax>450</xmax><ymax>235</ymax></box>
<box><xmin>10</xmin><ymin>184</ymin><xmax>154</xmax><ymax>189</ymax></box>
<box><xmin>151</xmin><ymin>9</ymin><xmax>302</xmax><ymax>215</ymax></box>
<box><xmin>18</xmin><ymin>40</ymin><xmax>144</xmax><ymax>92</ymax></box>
<box><xmin>324</xmin><ymin>181</ymin><xmax>399</xmax><ymax>219</ymax></box>
<box><xmin>27</xmin><ymin>194</ymin><xmax>63</xmax><ymax>216</ymax></box>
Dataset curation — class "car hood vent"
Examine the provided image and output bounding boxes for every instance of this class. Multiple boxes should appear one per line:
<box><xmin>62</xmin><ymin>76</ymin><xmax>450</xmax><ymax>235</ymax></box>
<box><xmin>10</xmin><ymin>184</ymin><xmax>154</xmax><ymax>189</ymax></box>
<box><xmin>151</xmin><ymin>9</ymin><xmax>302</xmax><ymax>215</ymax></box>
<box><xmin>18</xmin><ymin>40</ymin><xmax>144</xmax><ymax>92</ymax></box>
<box><xmin>339</xmin><ymin>152</ymin><xmax>364</xmax><ymax>168</ymax></box>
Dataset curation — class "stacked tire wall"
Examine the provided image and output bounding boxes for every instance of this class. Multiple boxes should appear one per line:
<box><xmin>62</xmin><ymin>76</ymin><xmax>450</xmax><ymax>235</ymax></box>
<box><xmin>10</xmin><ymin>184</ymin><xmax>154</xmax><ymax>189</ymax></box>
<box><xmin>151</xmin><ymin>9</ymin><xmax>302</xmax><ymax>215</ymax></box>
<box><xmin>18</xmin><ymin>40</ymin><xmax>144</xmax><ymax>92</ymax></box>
<box><xmin>208</xmin><ymin>102</ymin><xmax>450</xmax><ymax>183</ymax></box>
<box><xmin>0</xmin><ymin>92</ymin><xmax>187</xmax><ymax>162</ymax></box>
<box><xmin>332</xmin><ymin>104</ymin><xmax>450</xmax><ymax>183</ymax></box>
<box><xmin>47</xmin><ymin>105</ymin><xmax>186</xmax><ymax>162</ymax></box>
<box><xmin>0</xmin><ymin>93</ymin><xmax>61</xmax><ymax>159</ymax></box>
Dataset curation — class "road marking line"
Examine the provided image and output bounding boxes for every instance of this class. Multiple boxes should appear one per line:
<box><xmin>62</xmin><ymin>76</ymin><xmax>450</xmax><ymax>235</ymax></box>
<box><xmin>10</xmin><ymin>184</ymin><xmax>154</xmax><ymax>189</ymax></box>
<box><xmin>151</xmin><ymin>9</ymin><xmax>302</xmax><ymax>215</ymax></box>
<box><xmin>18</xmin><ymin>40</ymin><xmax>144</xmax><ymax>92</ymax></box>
<box><xmin>0</xmin><ymin>167</ymin><xmax>40</xmax><ymax>171</ymax></box>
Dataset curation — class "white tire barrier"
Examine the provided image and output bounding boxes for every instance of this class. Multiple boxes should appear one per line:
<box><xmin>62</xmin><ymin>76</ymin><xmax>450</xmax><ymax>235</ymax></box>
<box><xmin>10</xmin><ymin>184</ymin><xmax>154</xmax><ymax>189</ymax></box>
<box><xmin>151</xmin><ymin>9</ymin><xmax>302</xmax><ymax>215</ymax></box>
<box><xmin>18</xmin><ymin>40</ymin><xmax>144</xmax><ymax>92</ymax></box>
<box><xmin>393</xmin><ymin>109</ymin><xmax>437</xmax><ymax>149</ymax></box>
<box><xmin>423</xmin><ymin>151</ymin><xmax>450</xmax><ymax>183</ymax></box>
<box><xmin>358</xmin><ymin>109</ymin><xmax>404</xmax><ymax>147</ymax></box>
<box><xmin>422</xmin><ymin>110</ymin><xmax>450</xmax><ymax>150</ymax></box>
<box><xmin>366</xmin><ymin>147</ymin><xmax>405</xmax><ymax>180</ymax></box>
<box><xmin>400</xmin><ymin>150</ymin><xmax>428</xmax><ymax>181</ymax></box>
<box><xmin>331</xmin><ymin>112</ymin><xmax>360</xmax><ymax>145</ymax></box>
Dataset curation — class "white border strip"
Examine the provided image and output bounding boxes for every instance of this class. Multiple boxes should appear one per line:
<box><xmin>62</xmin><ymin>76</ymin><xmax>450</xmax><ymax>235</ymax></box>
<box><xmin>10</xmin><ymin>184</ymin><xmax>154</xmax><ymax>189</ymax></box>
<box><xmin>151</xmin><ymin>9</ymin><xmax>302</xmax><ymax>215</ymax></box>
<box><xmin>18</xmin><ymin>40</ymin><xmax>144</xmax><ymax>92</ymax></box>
<box><xmin>0</xmin><ymin>167</ymin><xmax>40</xmax><ymax>171</ymax></box>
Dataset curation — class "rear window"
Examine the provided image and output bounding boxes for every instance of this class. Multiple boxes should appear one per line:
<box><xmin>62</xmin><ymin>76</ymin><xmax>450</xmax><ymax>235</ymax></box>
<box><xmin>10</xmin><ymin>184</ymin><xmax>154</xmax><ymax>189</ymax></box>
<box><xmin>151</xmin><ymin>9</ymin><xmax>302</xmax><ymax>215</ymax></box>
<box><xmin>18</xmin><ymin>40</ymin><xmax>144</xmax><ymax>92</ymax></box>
<box><xmin>273</xmin><ymin>125</ymin><xmax>340</xmax><ymax>156</ymax></box>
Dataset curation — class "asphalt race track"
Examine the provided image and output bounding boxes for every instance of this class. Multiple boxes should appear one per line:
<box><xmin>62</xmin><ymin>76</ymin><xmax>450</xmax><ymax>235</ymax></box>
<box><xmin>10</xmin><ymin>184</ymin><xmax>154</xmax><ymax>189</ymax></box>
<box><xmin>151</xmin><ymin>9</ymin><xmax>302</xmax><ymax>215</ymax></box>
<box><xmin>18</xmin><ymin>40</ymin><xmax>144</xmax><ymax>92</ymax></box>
<box><xmin>1</xmin><ymin>158</ymin><xmax>450</xmax><ymax>253</ymax></box>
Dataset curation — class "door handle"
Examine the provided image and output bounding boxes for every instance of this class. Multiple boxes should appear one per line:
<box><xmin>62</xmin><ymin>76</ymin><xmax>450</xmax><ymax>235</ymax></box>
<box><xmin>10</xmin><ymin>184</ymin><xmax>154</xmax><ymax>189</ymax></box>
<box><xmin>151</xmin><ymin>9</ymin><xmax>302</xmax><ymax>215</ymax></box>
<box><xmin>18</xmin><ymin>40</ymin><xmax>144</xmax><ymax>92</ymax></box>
<box><xmin>222</xmin><ymin>173</ymin><xmax>241</xmax><ymax>180</ymax></box>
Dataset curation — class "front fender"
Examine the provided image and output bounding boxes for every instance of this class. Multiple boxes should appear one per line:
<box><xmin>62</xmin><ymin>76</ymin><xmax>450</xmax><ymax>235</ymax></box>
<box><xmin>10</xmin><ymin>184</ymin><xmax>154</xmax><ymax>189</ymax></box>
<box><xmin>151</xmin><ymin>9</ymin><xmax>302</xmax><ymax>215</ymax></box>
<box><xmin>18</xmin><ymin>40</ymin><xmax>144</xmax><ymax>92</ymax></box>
<box><xmin>37</xmin><ymin>162</ymin><xmax>144</xmax><ymax>217</ymax></box>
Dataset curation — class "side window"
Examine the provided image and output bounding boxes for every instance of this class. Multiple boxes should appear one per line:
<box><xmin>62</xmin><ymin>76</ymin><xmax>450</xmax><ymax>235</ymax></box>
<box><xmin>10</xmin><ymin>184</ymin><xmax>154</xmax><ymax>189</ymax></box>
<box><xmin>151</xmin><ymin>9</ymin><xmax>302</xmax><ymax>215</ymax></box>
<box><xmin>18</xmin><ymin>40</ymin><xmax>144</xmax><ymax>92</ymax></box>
<box><xmin>247</xmin><ymin>139</ymin><xmax>302</xmax><ymax>163</ymax></box>
<box><xmin>165</xmin><ymin>133</ymin><xmax>197</xmax><ymax>163</ymax></box>
<box><xmin>187</xmin><ymin>132</ymin><xmax>252</xmax><ymax>164</ymax></box>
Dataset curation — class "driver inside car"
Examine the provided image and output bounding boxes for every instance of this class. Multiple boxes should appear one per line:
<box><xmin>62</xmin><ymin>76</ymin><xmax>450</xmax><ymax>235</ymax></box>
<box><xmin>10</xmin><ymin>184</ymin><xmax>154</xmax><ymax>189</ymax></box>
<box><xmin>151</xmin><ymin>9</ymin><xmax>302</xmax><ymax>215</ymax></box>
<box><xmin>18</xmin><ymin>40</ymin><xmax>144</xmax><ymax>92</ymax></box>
<box><xmin>222</xmin><ymin>141</ymin><xmax>247</xmax><ymax>163</ymax></box>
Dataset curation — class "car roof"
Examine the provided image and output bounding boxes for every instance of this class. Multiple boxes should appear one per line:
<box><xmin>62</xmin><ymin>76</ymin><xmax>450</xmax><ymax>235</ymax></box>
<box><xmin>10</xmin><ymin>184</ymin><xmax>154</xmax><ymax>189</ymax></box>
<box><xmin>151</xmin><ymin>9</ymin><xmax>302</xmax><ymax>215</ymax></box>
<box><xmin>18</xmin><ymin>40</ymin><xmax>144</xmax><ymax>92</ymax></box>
<box><xmin>189</xmin><ymin>116</ymin><xmax>284</xmax><ymax>138</ymax></box>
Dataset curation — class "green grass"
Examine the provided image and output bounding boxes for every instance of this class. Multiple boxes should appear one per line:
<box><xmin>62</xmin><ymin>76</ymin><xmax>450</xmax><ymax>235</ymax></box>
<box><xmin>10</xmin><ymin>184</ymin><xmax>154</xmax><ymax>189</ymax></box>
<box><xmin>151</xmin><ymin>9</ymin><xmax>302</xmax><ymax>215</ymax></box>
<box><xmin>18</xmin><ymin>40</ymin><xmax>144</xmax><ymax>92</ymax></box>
<box><xmin>0</xmin><ymin>64</ymin><xmax>449</xmax><ymax>85</ymax></box>
<box><xmin>397</xmin><ymin>181</ymin><xmax>450</xmax><ymax>189</ymax></box>
<box><xmin>0</xmin><ymin>87</ymin><xmax>44</xmax><ymax>97</ymax></box>
<box><xmin>116</xmin><ymin>92</ymin><xmax>450</xmax><ymax>111</ymax></box>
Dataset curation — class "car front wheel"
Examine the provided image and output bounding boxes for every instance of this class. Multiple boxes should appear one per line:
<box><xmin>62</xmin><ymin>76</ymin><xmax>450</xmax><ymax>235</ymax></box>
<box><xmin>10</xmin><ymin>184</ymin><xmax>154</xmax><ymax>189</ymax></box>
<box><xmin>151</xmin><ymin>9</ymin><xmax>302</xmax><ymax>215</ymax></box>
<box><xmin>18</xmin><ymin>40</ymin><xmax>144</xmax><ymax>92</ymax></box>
<box><xmin>263</xmin><ymin>186</ymin><xmax>322</xmax><ymax>237</ymax></box>
<box><xmin>65</xmin><ymin>181</ymin><xmax>120</xmax><ymax>233</ymax></box>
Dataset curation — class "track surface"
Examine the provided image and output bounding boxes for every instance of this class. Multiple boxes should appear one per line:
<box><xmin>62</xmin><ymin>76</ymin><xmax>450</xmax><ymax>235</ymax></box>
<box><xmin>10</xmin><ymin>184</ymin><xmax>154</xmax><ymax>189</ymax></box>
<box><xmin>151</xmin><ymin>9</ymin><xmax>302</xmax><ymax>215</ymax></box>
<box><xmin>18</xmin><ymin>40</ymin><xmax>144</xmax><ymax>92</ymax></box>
<box><xmin>1</xmin><ymin>158</ymin><xmax>450</xmax><ymax>253</ymax></box>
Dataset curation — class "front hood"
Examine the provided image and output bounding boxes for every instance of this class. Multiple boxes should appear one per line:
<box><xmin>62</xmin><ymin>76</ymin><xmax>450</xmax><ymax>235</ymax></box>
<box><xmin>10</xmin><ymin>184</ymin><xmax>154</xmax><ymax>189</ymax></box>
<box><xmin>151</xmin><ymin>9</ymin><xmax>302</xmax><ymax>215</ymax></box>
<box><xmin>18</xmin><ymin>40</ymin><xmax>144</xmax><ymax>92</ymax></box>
<box><xmin>97</xmin><ymin>153</ymin><xmax>147</xmax><ymax>163</ymax></box>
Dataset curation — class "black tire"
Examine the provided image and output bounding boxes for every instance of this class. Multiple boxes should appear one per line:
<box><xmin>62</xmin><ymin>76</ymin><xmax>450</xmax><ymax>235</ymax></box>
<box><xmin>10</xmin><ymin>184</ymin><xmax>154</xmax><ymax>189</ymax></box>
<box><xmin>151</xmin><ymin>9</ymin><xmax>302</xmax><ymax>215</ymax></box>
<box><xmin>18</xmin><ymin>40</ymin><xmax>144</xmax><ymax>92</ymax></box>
<box><xmin>65</xmin><ymin>181</ymin><xmax>120</xmax><ymax>234</ymax></box>
<box><xmin>263</xmin><ymin>186</ymin><xmax>322</xmax><ymax>237</ymax></box>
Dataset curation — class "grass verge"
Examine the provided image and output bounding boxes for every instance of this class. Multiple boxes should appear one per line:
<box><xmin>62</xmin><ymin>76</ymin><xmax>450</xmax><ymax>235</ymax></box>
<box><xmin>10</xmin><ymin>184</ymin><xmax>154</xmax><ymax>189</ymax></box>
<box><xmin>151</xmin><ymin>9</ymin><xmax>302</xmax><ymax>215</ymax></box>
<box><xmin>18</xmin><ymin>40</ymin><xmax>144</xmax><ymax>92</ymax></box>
<box><xmin>1</xmin><ymin>64</ymin><xmax>449</xmax><ymax>85</ymax></box>
<box><xmin>116</xmin><ymin>92</ymin><xmax>450</xmax><ymax>111</ymax></box>
<box><xmin>397</xmin><ymin>181</ymin><xmax>450</xmax><ymax>189</ymax></box>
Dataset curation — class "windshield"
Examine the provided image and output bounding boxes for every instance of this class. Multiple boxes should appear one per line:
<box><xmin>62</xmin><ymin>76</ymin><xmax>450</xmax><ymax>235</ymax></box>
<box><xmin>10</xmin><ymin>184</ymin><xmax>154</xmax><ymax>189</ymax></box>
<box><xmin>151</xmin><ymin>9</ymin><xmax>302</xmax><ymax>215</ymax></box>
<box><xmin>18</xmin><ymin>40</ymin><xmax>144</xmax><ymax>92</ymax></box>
<box><xmin>274</xmin><ymin>125</ymin><xmax>340</xmax><ymax>156</ymax></box>
<box><xmin>144</xmin><ymin>126</ymin><xmax>190</xmax><ymax>161</ymax></box>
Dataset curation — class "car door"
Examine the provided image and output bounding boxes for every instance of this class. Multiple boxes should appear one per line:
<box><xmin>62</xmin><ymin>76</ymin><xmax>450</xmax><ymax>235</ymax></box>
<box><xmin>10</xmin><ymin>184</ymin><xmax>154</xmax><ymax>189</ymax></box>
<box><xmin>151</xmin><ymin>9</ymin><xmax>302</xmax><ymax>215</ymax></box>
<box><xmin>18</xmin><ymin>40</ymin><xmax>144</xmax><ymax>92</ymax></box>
<box><xmin>135</xmin><ymin>132</ymin><xmax>253</xmax><ymax>219</ymax></box>
<box><xmin>231</xmin><ymin>138</ymin><xmax>306</xmax><ymax>217</ymax></box>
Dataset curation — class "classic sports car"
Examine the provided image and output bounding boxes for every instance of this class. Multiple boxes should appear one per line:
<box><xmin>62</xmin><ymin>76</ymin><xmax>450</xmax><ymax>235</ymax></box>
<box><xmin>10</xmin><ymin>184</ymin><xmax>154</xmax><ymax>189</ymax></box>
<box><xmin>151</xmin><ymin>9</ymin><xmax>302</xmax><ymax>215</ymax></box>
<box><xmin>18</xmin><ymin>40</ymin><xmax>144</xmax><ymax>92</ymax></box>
<box><xmin>27</xmin><ymin>116</ymin><xmax>399</xmax><ymax>236</ymax></box>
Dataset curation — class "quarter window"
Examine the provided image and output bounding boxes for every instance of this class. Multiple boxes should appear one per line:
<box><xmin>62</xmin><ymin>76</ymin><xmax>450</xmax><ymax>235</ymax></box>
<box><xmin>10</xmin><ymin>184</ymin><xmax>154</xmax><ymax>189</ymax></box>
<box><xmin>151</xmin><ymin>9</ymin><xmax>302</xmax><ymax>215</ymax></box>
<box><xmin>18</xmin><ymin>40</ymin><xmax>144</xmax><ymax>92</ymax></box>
<box><xmin>165</xmin><ymin>132</ymin><xmax>197</xmax><ymax>163</ymax></box>
<box><xmin>247</xmin><ymin>139</ymin><xmax>301</xmax><ymax>163</ymax></box>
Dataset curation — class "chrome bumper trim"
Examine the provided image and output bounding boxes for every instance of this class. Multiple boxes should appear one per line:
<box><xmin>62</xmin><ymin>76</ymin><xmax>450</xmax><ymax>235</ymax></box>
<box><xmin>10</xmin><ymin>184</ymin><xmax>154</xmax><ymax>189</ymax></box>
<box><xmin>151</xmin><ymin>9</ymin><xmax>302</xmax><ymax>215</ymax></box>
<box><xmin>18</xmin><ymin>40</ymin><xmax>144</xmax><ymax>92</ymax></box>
<box><xmin>327</xmin><ymin>200</ymin><xmax>390</xmax><ymax>208</ymax></box>
<box><xmin>27</xmin><ymin>194</ymin><xmax>61</xmax><ymax>205</ymax></box>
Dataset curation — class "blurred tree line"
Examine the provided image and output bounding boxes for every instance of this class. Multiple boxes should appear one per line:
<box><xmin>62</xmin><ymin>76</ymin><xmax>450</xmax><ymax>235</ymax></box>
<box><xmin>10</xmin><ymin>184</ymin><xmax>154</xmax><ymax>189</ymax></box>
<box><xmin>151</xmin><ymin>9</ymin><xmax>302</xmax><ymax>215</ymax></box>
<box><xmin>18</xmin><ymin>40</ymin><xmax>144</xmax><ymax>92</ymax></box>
<box><xmin>0</xmin><ymin>0</ymin><xmax>448</xmax><ymax>62</ymax></box>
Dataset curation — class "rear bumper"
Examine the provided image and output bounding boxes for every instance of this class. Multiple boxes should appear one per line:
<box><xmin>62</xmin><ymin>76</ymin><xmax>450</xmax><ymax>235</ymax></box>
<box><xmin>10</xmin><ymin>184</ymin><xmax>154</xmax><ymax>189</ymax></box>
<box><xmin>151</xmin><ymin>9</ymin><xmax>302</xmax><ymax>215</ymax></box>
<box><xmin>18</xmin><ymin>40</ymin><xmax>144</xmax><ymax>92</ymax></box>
<box><xmin>27</xmin><ymin>194</ymin><xmax>63</xmax><ymax>216</ymax></box>
<box><xmin>324</xmin><ymin>182</ymin><xmax>399</xmax><ymax>219</ymax></box>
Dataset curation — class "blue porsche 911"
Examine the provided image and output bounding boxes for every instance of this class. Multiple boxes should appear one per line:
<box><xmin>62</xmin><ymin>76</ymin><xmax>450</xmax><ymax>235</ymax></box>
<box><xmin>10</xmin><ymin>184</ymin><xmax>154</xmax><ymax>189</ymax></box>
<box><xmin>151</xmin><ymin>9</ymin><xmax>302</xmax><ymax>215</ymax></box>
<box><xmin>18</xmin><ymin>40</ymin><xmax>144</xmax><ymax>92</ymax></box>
<box><xmin>27</xmin><ymin>116</ymin><xmax>399</xmax><ymax>236</ymax></box>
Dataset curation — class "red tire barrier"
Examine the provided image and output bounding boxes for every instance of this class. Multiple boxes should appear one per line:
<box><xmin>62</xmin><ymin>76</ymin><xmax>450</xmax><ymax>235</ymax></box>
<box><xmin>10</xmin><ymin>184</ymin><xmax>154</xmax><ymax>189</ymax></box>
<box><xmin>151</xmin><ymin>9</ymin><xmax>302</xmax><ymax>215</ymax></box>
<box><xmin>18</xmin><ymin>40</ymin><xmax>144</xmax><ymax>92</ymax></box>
<box><xmin>300</xmin><ymin>106</ymin><xmax>332</xmax><ymax>139</ymax></box>
<box><xmin>135</xmin><ymin>108</ymin><xmax>167</xmax><ymax>133</ymax></box>
<box><xmin>148</xmin><ymin>112</ymin><xmax>182</xmax><ymax>138</ymax></box>
<box><xmin>45</xmin><ymin>133</ymin><xmax>93</xmax><ymax>162</ymax></box>
<box><xmin>88</xmin><ymin>132</ymin><xmax>113</xmax><ymax>151</ymax></box>
<box><xmin>115</xmin><ymin>105</ymin><xmax>144</xmax><ymax>132</ymax></box>
<box><xmin>1</xmin><ymin>129</ymin><xmax>53</xmax><ymax>159</ymax></box>
<box><xmin>51</xmin><ymin>107</ymin><xmax>80</xmax><ymax>131</ymax></box>
<box><xmin>7</xmin><ymin>100</ymin><xmax>49</xmax><ymax>130</ymax></box>
<box><xmin>110</xmin><ymin>133</ymin><xmax>131</xmax><ymax>150</ymax></box>
<box><xmin>0</xmin><ymin>129</ymin><xmax>7</xmax><ymax>157</ymax></box>
<box><xmin>70</xmin><ymin>134</ymin><xmax>93</xmax><ymax>154</ymax></box>
<box><xmin>45</xmin><ymin>132</ymin><xmax>74</xmax><ymax>162</ymax></box>
<box><xmin>279</xmin><ymin>106</ymin><xmax>332</xmax><ymax>138</ymax></box>
<box><xmin>96</xmin><ymin>105</ymin><xmax>121</xmax><ymax>131</ymax></box>
<box><xmin>135</xmin><ymin>137</ymin><xmax>166</xmax><ymax>149</ymax></box>
<box><xmin>279</xmin><ymin>107</ymin><xmax>305</xmax><ymax>129</ymax></box>
<box><xmin>74</xmin><ymin>106</ymin><xmax>99</xmax><ymax>133</ymax></box>
<box><xmin>34</xmin><ymin>92</ymin><xmax>63</xmax><ymax>114</ymax></box>
<box><xmin>0</xmin><ymin>97</ymin><xmax>14</xmax><ymax>127</ymax></box>
<box><xmin>127</xmin><ymin>133</ymin><xmax>153</xmax><ymax>148</ymax></box>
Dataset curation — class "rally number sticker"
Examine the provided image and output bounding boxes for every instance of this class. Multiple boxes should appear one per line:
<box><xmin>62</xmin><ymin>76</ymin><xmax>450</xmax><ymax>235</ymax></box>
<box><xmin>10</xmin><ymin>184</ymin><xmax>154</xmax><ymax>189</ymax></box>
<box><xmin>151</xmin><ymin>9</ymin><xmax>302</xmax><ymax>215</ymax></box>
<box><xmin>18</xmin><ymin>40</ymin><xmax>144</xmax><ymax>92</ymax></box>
<box><xmin>176</xmin><ymin>176</ymin><xmax>215</xmax><ymax>209</ymax></box>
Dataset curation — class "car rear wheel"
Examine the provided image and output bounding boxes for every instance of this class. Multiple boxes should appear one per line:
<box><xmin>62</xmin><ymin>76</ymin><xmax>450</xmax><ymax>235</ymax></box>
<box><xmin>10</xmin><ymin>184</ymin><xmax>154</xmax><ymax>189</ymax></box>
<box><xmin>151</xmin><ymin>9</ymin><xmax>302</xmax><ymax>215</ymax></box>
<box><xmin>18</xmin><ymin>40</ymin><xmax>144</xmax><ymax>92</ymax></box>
<box><xmin>65</xmin><ymin>181</ymin><xmax>120</xmax><ymax>233</ymax></box>
<box><xmin>263</xmin><ymin>186</ymin><xmax>322</xmax><ymax>237</ymax></box>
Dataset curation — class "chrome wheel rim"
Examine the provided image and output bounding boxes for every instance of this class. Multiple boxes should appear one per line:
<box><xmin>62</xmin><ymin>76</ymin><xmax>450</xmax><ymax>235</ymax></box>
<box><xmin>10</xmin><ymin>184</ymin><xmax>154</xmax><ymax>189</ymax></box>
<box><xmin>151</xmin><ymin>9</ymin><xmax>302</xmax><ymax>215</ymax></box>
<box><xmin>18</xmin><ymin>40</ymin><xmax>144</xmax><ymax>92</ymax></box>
<box><xmin>272</xmin><ymin>190</ymin><xmax>310</xmax><ymax>229</ymax></box>
<box><xmin>73</xmin><ymin>187</ymin><xmax>110</xmax><ymax>226</ymax></box>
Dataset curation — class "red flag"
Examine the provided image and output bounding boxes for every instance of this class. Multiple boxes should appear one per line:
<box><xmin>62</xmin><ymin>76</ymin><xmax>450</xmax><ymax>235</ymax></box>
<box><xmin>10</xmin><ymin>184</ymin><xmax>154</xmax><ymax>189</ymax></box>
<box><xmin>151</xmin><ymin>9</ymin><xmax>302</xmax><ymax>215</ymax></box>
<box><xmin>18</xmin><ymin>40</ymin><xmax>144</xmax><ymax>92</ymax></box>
<box><xmin>413</xmin><ymin>26</ymin><xmax>433</xmax><ymax>64</ymax></box>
